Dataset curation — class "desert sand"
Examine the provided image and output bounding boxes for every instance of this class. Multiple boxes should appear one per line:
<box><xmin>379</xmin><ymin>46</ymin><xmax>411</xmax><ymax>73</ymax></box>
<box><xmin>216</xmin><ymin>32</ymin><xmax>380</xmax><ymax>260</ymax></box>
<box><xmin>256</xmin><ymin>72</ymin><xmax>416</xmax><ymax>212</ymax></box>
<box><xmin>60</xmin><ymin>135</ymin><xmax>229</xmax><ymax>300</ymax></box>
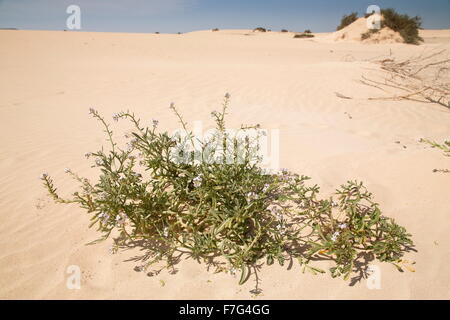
<box><xmin>0</xmin><ymin>27</ymin><xmax>449</xmax><ymax>300</ymax></box>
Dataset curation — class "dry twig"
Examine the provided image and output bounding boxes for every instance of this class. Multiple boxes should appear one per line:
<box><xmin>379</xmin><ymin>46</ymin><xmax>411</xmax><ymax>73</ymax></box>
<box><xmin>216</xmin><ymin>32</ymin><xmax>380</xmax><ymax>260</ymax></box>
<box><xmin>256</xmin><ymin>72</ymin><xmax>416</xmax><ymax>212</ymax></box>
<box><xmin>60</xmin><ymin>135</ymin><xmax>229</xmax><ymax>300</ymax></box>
<box><xmin>362</xmin><ymin>49</ymin><xmax>450</xmax><ymax>108</ymax></box>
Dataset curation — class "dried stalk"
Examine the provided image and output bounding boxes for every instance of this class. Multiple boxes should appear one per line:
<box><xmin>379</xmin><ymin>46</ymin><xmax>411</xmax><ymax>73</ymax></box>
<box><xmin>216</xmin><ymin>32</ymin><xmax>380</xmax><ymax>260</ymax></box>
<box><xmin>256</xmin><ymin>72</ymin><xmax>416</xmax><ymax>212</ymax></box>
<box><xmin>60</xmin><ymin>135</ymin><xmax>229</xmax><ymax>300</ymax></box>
<box><xmin>362</xmin><ymin>49</ymin><xmax>450</xmax><ymax>108</ymax></box>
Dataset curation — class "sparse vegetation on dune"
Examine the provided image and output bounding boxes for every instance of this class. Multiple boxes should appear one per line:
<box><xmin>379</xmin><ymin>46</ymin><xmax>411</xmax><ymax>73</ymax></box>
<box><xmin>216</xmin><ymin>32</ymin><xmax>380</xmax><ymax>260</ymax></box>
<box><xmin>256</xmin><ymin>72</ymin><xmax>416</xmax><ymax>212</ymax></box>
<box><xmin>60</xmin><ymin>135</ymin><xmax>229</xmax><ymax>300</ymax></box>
<box><xmin>304</xmin><ymin>29</ymin><xmax>312</xmax><ymax>34</ymax></box>
<box><xmin>339</xmin><ymin>8</ymin><xmax>423</xmax><ymax>45</ymax></box>
<box><xmin>294</xmin><ymin>33</ymin><xmax>315</xmax><ymax>39</ymax></box>
<box><xmin>212</xmin><ymin>28</ymin><xmax>219</xmax><ymax>32</ymax></box>
<box><xmin>253</xmin><ymin>27</ymin><xmax>267</xmax><ymax>32</ymax></box>
<box><xmin>361</xmin><ymin>29</ymin><xmax>378</xmax><ymax>40</ymax></box>
<box><xmin>421</xmin><ymin>139</ymin><xmax>450</xmax><ymax>173</ymax></box>
<box><xmin>381</xmin><ymin>8</ymin><xmax>423</xmax><ymax>45</ymax></box>
<box><xmin>336</xmin><ymin>12</ymin><xmax>358</xmax><ymax>31</ymax></box>
<box><xmin>42</xmin><ymin>95</ymin><xmax>415</xmax><ymax>291</ymax></box>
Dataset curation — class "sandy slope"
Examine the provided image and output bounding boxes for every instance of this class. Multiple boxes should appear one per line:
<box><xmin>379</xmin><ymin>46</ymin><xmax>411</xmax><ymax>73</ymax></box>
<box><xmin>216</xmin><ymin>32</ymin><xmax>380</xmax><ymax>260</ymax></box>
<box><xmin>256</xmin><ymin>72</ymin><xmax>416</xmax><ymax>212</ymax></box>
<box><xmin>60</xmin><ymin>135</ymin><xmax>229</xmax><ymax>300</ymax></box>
<box><xmin>0</xmin><ymin>29</ymin><xmax>449</xmax><ymax>300</ymax></box>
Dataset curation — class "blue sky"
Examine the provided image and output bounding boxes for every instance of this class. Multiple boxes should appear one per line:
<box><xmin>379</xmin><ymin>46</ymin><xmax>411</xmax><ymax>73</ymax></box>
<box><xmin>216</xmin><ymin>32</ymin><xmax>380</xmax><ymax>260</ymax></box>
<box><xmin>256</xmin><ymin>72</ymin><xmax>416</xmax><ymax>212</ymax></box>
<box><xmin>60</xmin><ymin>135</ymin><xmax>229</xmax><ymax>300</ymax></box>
<box><xmin>0</xmin><ymin>0</ymin><xmax>449</xmax><ymax>33</ymax></box>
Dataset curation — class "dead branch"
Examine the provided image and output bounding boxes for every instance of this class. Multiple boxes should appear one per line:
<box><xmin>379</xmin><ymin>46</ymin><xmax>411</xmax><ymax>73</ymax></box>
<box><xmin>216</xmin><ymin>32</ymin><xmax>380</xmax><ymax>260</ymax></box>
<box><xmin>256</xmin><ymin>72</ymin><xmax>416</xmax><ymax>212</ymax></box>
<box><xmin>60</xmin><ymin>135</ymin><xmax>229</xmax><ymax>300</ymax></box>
<box><xmin>361</xmin><ymin>49</ymin><xmax>450</xmax><ymax>108</ymax></box>
<box><xmin>335</xmin><ymin>92</ymin><xmax>352</xmax><ymax>99</ymax></box>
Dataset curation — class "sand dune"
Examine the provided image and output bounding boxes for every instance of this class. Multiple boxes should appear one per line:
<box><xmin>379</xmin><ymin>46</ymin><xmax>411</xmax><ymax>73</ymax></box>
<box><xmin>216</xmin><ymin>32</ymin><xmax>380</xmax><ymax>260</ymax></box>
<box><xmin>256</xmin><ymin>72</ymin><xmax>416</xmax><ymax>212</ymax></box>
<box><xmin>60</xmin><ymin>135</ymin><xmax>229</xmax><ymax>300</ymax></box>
<box><xmin>0</xmin><ymin>29</ymin><xmax>449</xmax><ymax>299</ymax></box>
<box><xmin>331</xmin><ymin>16</ymin><xmax>403</xmax><ymax>44</ymax></box>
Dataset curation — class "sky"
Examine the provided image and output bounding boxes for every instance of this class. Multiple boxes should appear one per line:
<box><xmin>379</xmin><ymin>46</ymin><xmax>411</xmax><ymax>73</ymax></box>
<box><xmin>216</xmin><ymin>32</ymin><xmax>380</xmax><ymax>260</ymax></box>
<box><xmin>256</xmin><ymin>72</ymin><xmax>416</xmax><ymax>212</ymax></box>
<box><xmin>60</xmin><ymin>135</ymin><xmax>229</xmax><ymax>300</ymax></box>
<box><xmin>0</xmin><ymin>0</ymin><xmax>449</xmax><ymax>33</ymax></box>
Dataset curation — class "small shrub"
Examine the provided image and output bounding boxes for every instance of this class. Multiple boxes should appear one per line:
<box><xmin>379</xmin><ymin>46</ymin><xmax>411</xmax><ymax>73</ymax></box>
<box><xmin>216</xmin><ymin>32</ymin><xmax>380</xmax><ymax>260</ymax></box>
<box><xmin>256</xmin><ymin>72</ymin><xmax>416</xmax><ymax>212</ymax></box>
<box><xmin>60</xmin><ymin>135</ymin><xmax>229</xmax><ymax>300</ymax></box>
<box><xmin>294</xmin><ymin>33</ymin><xmax>315</xmax><ymax>39</ymax></box>
<box><xmin>304</xmin><ymin>29</ymin><xmax>312</xmax><ymax>34</ymax></box>
<box><xmin>381</xmin><ymin>8</ymin><xmax>423</xmax><ymax>44</ymax></box>
<box><xmin>361</xmin><ymin>29</ymin><xmax>379</xmax><ymax>40</ymax></box>
<box><xmin>281</xmin><ymin>29</ymin><xmax>288</xmax><ymax>33</ymax></box>
<box><xmin>212</xmin><ymin>28</ymin><xmax>219</xmax><ymax>32</ymax></box>
<box><xmin>337</xmin><ymin>12</ymin><xmax>358</xmax><ymax>31</ymax></box>
<box><xmin>42</xmin><ymin>95</ymin><xmax>414</xmax><ymax>286</ymax></box>
<box><xmin>253</xmin><ymin>27</ymin><xmax>267</xmax><ymax>32</ymax></box>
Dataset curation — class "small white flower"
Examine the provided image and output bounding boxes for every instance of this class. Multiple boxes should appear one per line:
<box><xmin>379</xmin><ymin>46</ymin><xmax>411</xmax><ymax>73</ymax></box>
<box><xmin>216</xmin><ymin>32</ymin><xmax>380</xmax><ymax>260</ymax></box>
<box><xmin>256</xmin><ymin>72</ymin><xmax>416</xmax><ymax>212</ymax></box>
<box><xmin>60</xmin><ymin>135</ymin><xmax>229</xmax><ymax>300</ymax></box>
<box><xmin>339</xmin><ymin>223</ymin><xmax>347</xmax><ymax>229</ymax></box>
<box><xmin>64</xmin><ymin>168</ymin><xmax>71</xmax><ymax>174</ymax></box>
<box><xmin>95</xmin><ymin>159</ymin><xmax>102</xmax><ymax>166</ymax></box>
<box><xmin>152</xmin><ymin>119</ymin><xmax>159</xmax><ymax>128</ymax></box>
<box><xmin>331</xmin><ymin>231</ymin><xmax>340</xmax><ymax>242</ymax></box>
<box><xmin>99</xmin><ymin>212</ymin><xmax>110</xmax><ymax>224</ymax></box>
<box><xmin>246</xmin><ymin>192</ymin><xmax>257</xmax><ymax>201</ymax></box>
<box><xmin>163</xmin><ymin>227</ymin><xmax>169</xmax><ymax>237</ymax></box>
<box><xmin>262</xmin><ymin>184</ymin><xmax>270</xmax><ymax>193</ymax></box>
<box><xmin>193</xmin><ymin>175</ymin><xmax>202</xmax><ymax>187</ymax></box>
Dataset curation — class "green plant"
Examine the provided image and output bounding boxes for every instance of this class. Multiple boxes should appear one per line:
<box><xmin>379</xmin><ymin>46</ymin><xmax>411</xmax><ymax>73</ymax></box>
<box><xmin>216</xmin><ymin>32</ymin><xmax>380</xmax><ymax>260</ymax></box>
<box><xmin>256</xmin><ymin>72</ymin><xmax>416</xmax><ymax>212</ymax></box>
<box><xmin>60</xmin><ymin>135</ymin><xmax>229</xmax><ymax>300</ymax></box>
<box><xmin>281</xmin><ymin>29</ymin><xmax>288</xmax><ymax>33</ymax></box>
<box><xmin>253</xmin><ymin>27</ymin><xmax>267</xmax><ymax>32</ymax></box>
<box><xmin>41</xmin><ymin>95</ymin><xmax>414</xmax><ymax>288</ymax></box>
<box><xmin>304</xmin><ymin>29</ymin><xmax>312</xmax><ymax>34</ymax></box>
<box><xmin>337</xmin><ymin>12</ymin><xmax>358</xmax><ymax>31</ymax></box>
<box><xmin>420</xmin><ymin>139</ymin><xmax>450</xmax><ymax>173</ymax></box>
<box><xmin>294</xmin><ymin>33</ymin><xmax>315</xmax><ymax>39</ymax></box>
<box><xmin>361</xmin><ymin>29</ymin><xmax>379</xmax><ymax>40</ymax></box>
<box><xmin>381</xmin><ymin>8</ymin><xmax>423</xmax><ymax>45</ymax></box>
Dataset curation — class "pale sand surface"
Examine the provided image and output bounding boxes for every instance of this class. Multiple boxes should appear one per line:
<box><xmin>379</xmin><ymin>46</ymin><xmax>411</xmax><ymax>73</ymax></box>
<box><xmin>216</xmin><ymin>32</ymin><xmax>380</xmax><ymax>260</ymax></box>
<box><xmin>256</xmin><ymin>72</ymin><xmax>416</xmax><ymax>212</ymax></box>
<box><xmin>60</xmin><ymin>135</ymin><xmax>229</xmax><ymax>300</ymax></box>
<box><xmin>0</xmin><ymin>29</ymin><xmax>449</xmax><ymax>299</ymax></box>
